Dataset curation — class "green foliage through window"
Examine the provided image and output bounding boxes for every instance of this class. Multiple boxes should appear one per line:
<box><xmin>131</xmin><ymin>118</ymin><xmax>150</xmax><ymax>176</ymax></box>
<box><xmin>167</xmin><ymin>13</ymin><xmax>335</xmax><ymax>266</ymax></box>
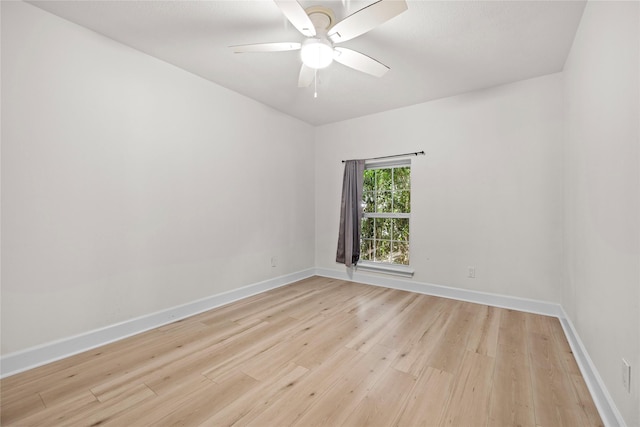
<box><xmin>360</xmin><ymin>166</ymin><xmax>411</xmax><ymax>265</ymax></box>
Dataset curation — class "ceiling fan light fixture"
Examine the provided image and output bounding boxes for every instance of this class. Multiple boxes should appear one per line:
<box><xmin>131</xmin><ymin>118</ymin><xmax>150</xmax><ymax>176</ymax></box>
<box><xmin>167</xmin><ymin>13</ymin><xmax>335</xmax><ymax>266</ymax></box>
<box><xmin>300</xmin><ymin>38</ymin><xmax>334</xmax><ymax>69</ymax></box>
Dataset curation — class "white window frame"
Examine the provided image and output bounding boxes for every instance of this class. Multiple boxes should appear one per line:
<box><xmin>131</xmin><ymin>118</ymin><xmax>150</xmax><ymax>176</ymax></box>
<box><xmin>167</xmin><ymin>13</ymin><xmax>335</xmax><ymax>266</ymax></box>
<box><xmin>358</xmin><ymin>159</ymin><xmax>414</xmax><ymax>277</ymax></box>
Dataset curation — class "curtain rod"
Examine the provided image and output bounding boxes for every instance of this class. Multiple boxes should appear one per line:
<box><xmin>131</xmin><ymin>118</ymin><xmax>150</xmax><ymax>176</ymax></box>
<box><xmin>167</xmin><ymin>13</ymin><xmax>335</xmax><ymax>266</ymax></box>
<box><xmin>341</xmin><ymin>151</ymin><xmax>425</xmax><ymax>163</ymax></box>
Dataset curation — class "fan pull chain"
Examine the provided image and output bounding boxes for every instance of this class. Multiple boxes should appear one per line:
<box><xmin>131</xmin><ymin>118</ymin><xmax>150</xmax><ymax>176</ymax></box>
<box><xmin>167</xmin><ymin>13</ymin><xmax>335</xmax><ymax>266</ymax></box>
<box><xmin>314</xmin><ymin>68</ymin><xmax>318</xmax><ymax>98</ymax></box>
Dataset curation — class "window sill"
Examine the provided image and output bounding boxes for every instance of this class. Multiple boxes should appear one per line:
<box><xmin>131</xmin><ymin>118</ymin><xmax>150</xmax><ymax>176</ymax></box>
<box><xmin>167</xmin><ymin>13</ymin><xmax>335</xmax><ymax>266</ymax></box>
<box><xmin>355</xmin><ymin>261</ymin><xmax>415</xmax><ymax>278</ymax></box>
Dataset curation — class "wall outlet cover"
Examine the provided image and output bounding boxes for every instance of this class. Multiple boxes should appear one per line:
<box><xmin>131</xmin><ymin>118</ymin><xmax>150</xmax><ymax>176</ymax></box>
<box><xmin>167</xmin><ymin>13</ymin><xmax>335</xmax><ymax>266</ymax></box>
<box><xmin>622</xmin><ymin>358</ymin><xmax>631</xmax><ymax>393</ymax></box>
<box><xmin>468</xmin><ymin>266</ymin><xmax>476</xmax><ymax>278</ymax></box>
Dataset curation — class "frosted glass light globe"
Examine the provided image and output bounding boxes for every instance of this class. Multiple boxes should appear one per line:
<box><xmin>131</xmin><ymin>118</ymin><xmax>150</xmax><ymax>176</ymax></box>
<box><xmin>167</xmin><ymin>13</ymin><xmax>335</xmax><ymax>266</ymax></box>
<box><xmin>300</xmin><ymin>38</ymin><xmax>334</xmax><ymax>69</ymax></box>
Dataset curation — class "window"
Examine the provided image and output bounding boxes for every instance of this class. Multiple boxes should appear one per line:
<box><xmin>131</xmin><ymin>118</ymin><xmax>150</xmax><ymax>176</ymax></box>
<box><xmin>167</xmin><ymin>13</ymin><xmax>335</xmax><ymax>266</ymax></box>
<box><xmin>360</xmin><ymin>160</ymin><xmax>411</xmax><ymax>267</ymax></box>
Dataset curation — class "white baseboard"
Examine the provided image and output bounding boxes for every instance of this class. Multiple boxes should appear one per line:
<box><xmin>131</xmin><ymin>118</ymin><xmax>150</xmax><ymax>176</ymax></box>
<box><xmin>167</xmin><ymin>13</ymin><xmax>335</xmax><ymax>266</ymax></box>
<box><xmin>0</xmin><ymin>268</ymin><xmax>315</xmax><ymax>379</ymax></box>
<box><xmin>314</xmin><ymin>267</ymin><xmax>624</xmax><ymax>427</ymax></box>
<box><xmin>314</xmin><ymin>267</ymin><xmax>564</xmax><ymax>317</ymax></box>
<box><xmin>558</xmin><ymin>308</ymin><xmax>627</xmax><ymax>427</ymax></box>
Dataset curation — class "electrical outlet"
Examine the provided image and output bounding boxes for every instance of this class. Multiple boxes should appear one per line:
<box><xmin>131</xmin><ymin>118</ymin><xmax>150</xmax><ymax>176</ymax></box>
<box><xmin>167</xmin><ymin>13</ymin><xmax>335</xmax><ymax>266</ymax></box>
<box><xmin>468</xmin><ymin>266</ymin><xmax>475</xmax><ymax>278</ymax></box>
<box><xmin>622</xmin><ymin>358</ymin><xmax>631</xmax><ymax>393</ymax></box>
<box><xmin>271</xmin><ymin>256</ymin><xmax>278</xmax><ymax>268</ymax></box>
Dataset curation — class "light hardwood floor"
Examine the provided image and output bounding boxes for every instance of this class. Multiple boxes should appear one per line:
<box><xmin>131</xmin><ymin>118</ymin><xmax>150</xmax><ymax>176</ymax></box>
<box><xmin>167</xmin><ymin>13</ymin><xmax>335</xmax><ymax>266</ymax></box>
<box><xmin>1</xmin><ymin>276</ymin><xmax>602</xmax><ymax>426</ymax></box>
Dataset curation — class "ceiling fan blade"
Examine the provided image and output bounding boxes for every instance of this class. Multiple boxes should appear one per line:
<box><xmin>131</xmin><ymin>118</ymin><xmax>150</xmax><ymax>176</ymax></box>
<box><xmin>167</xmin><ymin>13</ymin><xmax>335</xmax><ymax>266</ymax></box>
<box><xmin>333</xmin><ymin>47</ymin><xmax>389</xmax><ymax>77</ymax></box>
<box><xmin>298</xmin><ymin>64</ymin><xmax>315</xmax><ymax>87</ymax></box>
<box><xmin>231</xmin><ymin>42</ymin><xmax>301</xmax><ymax>53</ymax></box>
<box><xmin>328</xmin><ymin>0</ymin><xmax>407</xmax><ymax>44</ymax></box>
<box><xmin>274</xmin><ymin>0</ymin><xmax>316</xmax><ymax>37</ymax></box>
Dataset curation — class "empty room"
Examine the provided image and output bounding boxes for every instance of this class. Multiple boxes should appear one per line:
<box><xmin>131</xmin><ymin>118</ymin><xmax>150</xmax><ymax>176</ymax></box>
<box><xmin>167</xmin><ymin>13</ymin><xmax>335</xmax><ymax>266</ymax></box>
<box><xmin>1</xmin><ymin>0</ymin><xmax>638</xmax><ymax>426</ymax></box>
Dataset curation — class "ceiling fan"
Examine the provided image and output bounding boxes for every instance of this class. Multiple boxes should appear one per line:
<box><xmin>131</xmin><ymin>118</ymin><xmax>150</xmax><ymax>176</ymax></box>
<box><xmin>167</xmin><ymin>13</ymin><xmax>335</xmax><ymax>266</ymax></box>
<box><xmin>231</xmin><ymin>0</ymin><xmax>408</xmax><ymax>89</ymax></box>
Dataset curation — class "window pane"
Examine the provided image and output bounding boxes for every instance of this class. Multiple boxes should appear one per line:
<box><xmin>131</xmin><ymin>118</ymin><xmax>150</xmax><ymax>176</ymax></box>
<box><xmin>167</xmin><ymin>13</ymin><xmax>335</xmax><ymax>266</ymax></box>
<box><xmin>393</xmin><ymin>218</ymin><xmax>410</xmax><ymax>242</ymax></box>
<box><xmin>375</xmin><ymin>218</ymin><xmax>392</xmax><ymax>240</ymax></box>
<box><xmin>361</xmin><ymin>217</ymin><xmax>374</xmax><ymax>239</ymax></box>
<box><xmin>363</xmin><ymin>191</ymin><xmax>375</xmax><ymax>213</ymax></box>
<box><xmin>392</xmin><ymin>242</ymin><xmax>409</xmax><ymax>265</ymax></box>
<box><xmin>392</xmin><ymin>190</ymin><xmax>410</xmax><ymax>213</ymax></box>
<box><xmin>376</xmin><ymin>190</ymin><xmax>392</xmax><ymax>213</ymax></box>
<box><xmin>393</xmin><ymin>167</ymin><xmax>411</xmax><ymax>190</ymax></box>
<box><xmin>376</xmin><ymin>169</ymin><xmax>392</xmax><ymax>191</ymax></box>
<box><xmin>361</xmin><ymin>165</ymin><xmax>411</xmax><ymax>267</ymax></box>
<box><xmin>360</xmin><ymin>239</ymin><xmax>374</xmax><ymax>261</ymax></box>
<box><xmin>363</xmin><ymin>169</ymin><xmax>375</xmax><ymax>192</ymax></box>
<box><xmin>375</xmin><ymin>240</ymin><xmax>391</xmax><ymax>263</ymax></box>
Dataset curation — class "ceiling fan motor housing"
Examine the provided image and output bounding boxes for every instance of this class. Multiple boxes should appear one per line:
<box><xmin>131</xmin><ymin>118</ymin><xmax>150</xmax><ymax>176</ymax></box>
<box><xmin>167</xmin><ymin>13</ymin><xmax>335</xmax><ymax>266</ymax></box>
<box><xmin>305</xmin><ymin>6</ymin><xmax>335</xmax><ymax>31</ymax></box>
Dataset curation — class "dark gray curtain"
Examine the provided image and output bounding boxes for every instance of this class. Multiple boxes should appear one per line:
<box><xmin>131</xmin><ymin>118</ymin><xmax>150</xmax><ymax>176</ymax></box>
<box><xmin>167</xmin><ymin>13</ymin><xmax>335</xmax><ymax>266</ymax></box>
<box><xmin>336</xmin><ymin>159</ymin><xmax>365</xmax><ymax>267</ymax></box>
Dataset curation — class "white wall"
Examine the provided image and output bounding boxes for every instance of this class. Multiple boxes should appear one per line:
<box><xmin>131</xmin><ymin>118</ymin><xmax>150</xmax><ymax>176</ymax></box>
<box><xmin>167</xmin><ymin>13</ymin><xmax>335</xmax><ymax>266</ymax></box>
<box><xmin>315</xmin><ymin>73</ymin><xmax>564</xmax><ymax>302</ymax></box>
<box><xmin>563</xmin><ymin>2</ymin><xmax>640</xmax><ymax>425</ymax></box>
<box><xmin>0</xmin><ymin>1</ymin><xmax>315</xmax><ymax>355</ymax></box>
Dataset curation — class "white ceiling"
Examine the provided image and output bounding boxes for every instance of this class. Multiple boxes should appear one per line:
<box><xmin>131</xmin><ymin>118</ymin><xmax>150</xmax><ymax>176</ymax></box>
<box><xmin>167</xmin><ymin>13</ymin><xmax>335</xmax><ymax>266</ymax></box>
<box><xmin>28</xmin><ymin>0</ymin><xmax>586</xmax><ymax>126</ymax></box>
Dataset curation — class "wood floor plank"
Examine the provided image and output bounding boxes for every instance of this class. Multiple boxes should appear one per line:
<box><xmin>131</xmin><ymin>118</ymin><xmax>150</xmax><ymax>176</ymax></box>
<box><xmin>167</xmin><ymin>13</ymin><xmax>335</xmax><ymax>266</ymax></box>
<box><xmin>547</xmin><ymin>315</ymin><xmax>582</xmax><ymax>376</ymax></box>
<box><xmin>467</xmin><ymin>305</ymin><xmax>501</xmax><ymax>357</ymax></box>
<box><xmin>528</xmin><ymin>330</ymin><xmax>597</xmax><ymax>427</ymax></box>
<box><xmin>0</xmin><ymin>327</ymin><xmax>160</xmax><ymax>389</ymax></box>
<box><xmin>243</xmin><ymin>346</ymin><xmax>364</xmax><ymax>427</ymax></box>
<box><xmin>440</xmin><ymin>350</ymin><xmax>495</xmax><ymax>427</ymax></box>
<box><xmin>0</xmin><ymin>276</ymin><xmax>602</xmax><ymax>427</ymax></box>
<box><xmin>377</xmin><ymin>294</ymin><xmax>442</xmax><ymax>351</ymax></box>
<box><xmin>197</xmin><ymin>363</ymin><xmax>309</xmax><ymax>426</ymax></box>
<box><xmin>287</xmin><ymin>280</ymin><xmax>384</xmax><ymax>322</ymax></box>
<box><xmin>105</xmin><ymin>372</ymin><xmax>255</xmax><ymax>426</ymax></box>
<box><xmin>293</xmin><ymin>344</ymin><xmax>398</xmax><ymax>427</ymax></box>
<box><xmin>488</xmin><ymin>343</ymin><xmax>535</xmax><ymax>427</ymax></box>
<box><xmin>57</xmin><ymin>383</ymin><xmax>155</xmax><ymax>427</ymax></box>
<box><xmin>226</xmin><ymin>285</ymin><xmax>327</xmax><ymax>325</ymax></box>
<box><xmin>146</xmin><ymin>376</ymin><xmax>246</xmax><ymax>426</ymax></box>
<box><xmin>200</xmin><ymin>313</ymin><xmax>330</xmax><ymax>383</ymax></box>
<box><xmin>237</xmin><ymin>313</ymin><xmax>328</xmax><ymax>381</ymax></box>
<box><xmin>343</xmin><ymin>286</ymin><xmax>399</xmax><ymax>318</ymax></box>
<box><xmin>345</xmin><ymin>290</ymin><xmax>418</xmax><ymax>352</ymax></box>
<box><xmin>486</xmin><ymin>306</ymin><xmax>536</xmax><ymax>426</ymax></box>
<box><xmin>0</xmin><ymin>389</ymin><xmax>46</xmax><ymax>425</ymax></box>
<box><xmin>425</xmin><ymin>303</ymin><xmax>481</xmax><ymax>375</ymax></box>
<box><xmin>1</xmin><ymin>328</ymin><xmax>167</xmax><ymax>409</ymax></box>
<box><xmin>12</xmin><ymin>391</ymin><xmax>99</xmax><ymax>427</ymax></box>
<box><xmin>392</xmin><ymin>299</ymin><xmax>454</xmax><ymax>377</ymax></box>
<box><xmin>33</xmin><ymin>320</ymin><xmax>221</xmax><ymax>407</ymax></box>
<box><xmin>569</xmin><ymin>373</ymin><xmax>605</xmax><ymax>427</ymax></box>
<box><xmin>195</xmin><ymin>280</ymin><xmax>315</xmax><ymax>326</ymax></box>
<box><xmin>293</xmin><ymin>312</ymin><xmax>363</xmax><ymax>369</ymax></box>
<box><xmin>340</xmin><ymin>366</ymin><xmax>416</xmax><ymax>427</ymax></box>
<box><xmin>393</xmin><ymin>366</ymin><xmax>453</xmax><ymax>427</ymax></box>
<box><xmin>90</xmin><ymin>318</ymin><xmax>268</xmax><ymax>399</ymax></box>
<box><xmin>156</xmin><ymin>317</ymin><xmax>297</xmax><ymax>391</ymax></box>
